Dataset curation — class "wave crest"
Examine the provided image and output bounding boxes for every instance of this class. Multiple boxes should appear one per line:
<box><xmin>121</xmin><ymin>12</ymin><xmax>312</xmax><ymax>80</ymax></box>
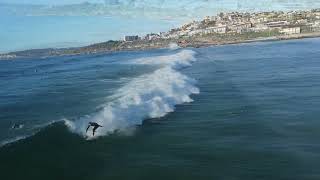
<box><xmin>132</xmin><ymin>49</ymin><xmax>196</xmax><ymax>68</ymax></box>
<box><xmin>65</xmin><ymin>49</ymin><xmax>199</xmax><ymax>139</ymax></box>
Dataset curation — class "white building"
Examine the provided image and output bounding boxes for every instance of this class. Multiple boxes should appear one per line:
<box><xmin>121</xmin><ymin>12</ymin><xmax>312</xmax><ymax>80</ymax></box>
<box><xmin>280</xmin><ymin>26</ymin><xmax>301</xmax><ymax>35</ymax></box>
<box><xmin>265</xmin><ymin>21</ymin><xmax>289</xmax><ymax>28</ymax></box>
<box><xmin>228</xmin><ymin>23</ymin><xmax>252</xmax><ymax>33</ymax></box>
<box><xmin>124</xmin><ymin>35</ymin><xmax>140</xmax><ymax>41</ymax></box>
<box><xmin>188</xmin><ymin>29</ymin><xmax>205</xmax><ymax>36</ymax></box>
<box><xmin>252</xmin><ymin>24</ymin><xmax>269</xmax><ymax>32</ymax></box>
<box><xmin>204</xmin><ymin>26</ymin><xmax>227</xmax><ymax>34</ymax></box>
<box><xmin>144</xmin><ymin>33</ymin><xmax>161</xmax><ymax>41</ymax></box>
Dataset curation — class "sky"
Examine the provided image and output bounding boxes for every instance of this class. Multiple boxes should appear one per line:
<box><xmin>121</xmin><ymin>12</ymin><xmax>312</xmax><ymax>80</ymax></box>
<box><xmin>0</xmin><ymin>0</ymin><xmax>319</xmax><ymax>13</ymax></box>
<box><xmin>0</xmin><ymin>0</ymin><xmax>103</xmax><ymax>5</ymax></box>
<box><xmin>1</xmin><ymin>0</ymin><xmax>319</xmax><ymax>52</ymax></box>
<box><xmin>1</xmin><ymin>0</ymin><xmax>319</xmax><ymax>20</ymax></box>
<box><xmin>0</xmin><ymin>0</ymin><xmax>318</xmax><ymax>7</ymax></box>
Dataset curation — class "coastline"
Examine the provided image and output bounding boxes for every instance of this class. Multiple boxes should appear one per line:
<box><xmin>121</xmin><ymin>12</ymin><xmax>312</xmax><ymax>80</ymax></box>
<box><xmin>186</xmin><ymin>31</ymin><xmax>320</xmax><ymax>47</ymax></box>
<box><xmin>1</xmin><ymin>32</ymin><xmax>320</xmax><ymax>60</ymax></box>
<box><xmin>2</xmin><ymin>8</ymin><xmax>320</xmax><ymax>60</ymax></box>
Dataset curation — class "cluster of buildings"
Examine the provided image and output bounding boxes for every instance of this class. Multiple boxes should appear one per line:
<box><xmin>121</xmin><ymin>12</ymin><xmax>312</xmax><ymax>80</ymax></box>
<box><xmin>124</xmin><ymin>35</ymin><xmax>141</xmax><ymax>41</ymax></box>
<box><xmin>123</xmin><ymin>9</ymin><xmax>320</xmax><ymax>42</ymax></box>
<box><xmin>169</xmin><ymin>9</ymin><xmax>320</xmax><ymax>37</ymax></box>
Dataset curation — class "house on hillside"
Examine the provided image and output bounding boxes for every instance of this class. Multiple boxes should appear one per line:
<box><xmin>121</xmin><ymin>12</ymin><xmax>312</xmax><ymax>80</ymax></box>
<box><xmin>228</xmin><ymin>23</ymin><xmax>252</xmax><ymax>33</ymax></box>
<box><xmin>280</xmin><ymin>26</ymin><xmax>301</xmax><ymax>35</ymax></box>
<box><xmin>144</xmin><ymin>33</ymin><xmax>161</xmax><ymax>41</ymax></box>
<box><xmin>265</xmin><ymin>21</ymin><xmax>289</xmax><ymax>28</ymax></box>
<box><xmin>124</xmin><ymin>35</ymin><xmax>140</xmax><ymax>42</ymax></box>
<box><xmin>204</xmin><ymin>26</ymin><xmax>227</xmax><ymax>34</ymax></box>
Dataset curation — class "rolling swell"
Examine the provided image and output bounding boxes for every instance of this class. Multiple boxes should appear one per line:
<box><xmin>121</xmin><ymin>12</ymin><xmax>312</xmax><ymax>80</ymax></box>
<box><xmin>65</xmin><ymin>50</ymin><xmax>199</xmax><ymax>139</ymax></box>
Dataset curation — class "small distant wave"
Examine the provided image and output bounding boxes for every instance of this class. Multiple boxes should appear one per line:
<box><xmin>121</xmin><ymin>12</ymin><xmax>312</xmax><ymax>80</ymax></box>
<box><xmin>0</xmin><ymin>120</ymin><xmax>61</xmax><ymax>147</ymax></box>
<box><xmin>132</xmin><ymin>49</ymin><xmax>196</xmax><ymax>69</ymax></box>
<box><xmin>0</xmin><ymin>136</ymin><xmax>29</xmax><ymax>147</ymax></box>
<box><xmin>168</xmin><ymin>43</ymin><xmax>181</xmax><ymax>50</ymax></box>
<box><xmin>65</xmin><ymin>49</ymin><xmax>199</xmax><ymax>139</ymax></box>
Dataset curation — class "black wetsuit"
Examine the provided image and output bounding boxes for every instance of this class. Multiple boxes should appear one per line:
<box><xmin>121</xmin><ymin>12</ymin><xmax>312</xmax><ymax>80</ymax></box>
<box><xmin>12</xmin><ymin>124</ymin><xmax>23</xmax><ymax>129</ymax></box>
<box><xmin>86</xmin><ymin>122</ymin><xmax>103</xmax><ymax>136</ymax></box>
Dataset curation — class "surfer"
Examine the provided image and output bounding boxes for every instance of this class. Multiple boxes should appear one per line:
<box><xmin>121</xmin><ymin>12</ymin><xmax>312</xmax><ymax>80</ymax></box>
<box><xmin>86</xmin><ymin>122</ymin><xmax>103</xmax><ymax>136</ymax></box>
<box><xmin>11</xmin><ymin>123</ymin><xmax>23</xmax><ymax>129</ymax></box>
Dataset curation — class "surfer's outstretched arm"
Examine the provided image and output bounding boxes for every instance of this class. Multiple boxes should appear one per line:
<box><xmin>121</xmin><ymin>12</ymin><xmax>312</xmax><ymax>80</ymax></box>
<box><xmin>86</xmin><ymin>125</ymin><xmax>91</xmax><ymax>133</ymax></box>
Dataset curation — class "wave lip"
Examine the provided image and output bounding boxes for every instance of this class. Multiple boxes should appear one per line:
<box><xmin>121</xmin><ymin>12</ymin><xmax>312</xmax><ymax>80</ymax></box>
<box><xmin>65</xmin><ymin>49</ymin><xmax>199</xmax><ymax>139</ymax></box>
<box><xmin>131</xmin><ymin>49</ymin><xmax>196</xmax><ymax>69</ymax></box>
<box><xmin>0</xmin><ymin>120</ymin><xmax>60</xmax><ymax>147</ymax></box>
<box><xmin>0</xmin><ymin>136</ymin><xmax>29</xmax><ymax>147</ymax></box>
<box><xmin>168</xmin><ymin>43</ymin><xmax>181</xmax><ymax>50</ymax></box>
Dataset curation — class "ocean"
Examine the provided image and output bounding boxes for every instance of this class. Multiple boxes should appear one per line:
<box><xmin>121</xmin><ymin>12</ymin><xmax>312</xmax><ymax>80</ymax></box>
<box><xmin>1</xmin><ymin>38</ymin><xmax>320</xmax><ymax>179</ymax></box>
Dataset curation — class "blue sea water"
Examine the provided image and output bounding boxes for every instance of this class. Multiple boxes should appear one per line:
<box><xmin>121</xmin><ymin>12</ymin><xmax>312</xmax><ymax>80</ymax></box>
<box><xmin>1</xmin><ymin>38</ymin><xmax>320</xmax><ymax>179</ymax></box>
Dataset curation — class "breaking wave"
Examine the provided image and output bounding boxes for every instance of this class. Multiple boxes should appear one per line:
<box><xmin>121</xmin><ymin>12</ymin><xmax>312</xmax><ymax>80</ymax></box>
<box><xmin>65</xmin><ymin>50</ymin><xmax>199</xmax><ymax>139</ymax></box>
<box><xmin>168</xmin><ymin>43</ymin><xmax>181</xmax><ymax>50</ymax></box>
<box><xmin>131</xmin><ymin>49</ymin><xmax>195</xmax><ymax>68</ymax></box>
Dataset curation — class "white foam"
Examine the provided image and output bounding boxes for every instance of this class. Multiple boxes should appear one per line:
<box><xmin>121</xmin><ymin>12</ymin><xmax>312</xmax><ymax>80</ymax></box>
<box><xmin>132</xmin><ymin>49</ymin><xmax>196</xmax><ymax>69</ymax></box>
<box><xmin>65</xmin><ymin>49</ymin><xmax>199</xmax><ymax>139</ymax></box>
<box><xmin>0</xmin><ymin>136</ymin><xmax>29</xmax><ymax>147</ymax></box>
<box><xmin>168</xmin><ymin>42</ymin><xmax>181</xmax><ymax>50</ymax></box>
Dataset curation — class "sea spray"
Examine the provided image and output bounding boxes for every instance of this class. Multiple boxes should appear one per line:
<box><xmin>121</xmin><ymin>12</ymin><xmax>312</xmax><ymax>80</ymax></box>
<box><xmin>65</xmin><ymin>50</ymin><xmax>199</xmax><ymax>138</ymax></box>
<box><xmin>168</xmin><ymin>43</ymin><xmax>181</xmax><ymax>50</ymax></box>
<box><xmin>131</xmin><ymin>49</ymin><xmax>195</xmax><ymax>68</ymax></box>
